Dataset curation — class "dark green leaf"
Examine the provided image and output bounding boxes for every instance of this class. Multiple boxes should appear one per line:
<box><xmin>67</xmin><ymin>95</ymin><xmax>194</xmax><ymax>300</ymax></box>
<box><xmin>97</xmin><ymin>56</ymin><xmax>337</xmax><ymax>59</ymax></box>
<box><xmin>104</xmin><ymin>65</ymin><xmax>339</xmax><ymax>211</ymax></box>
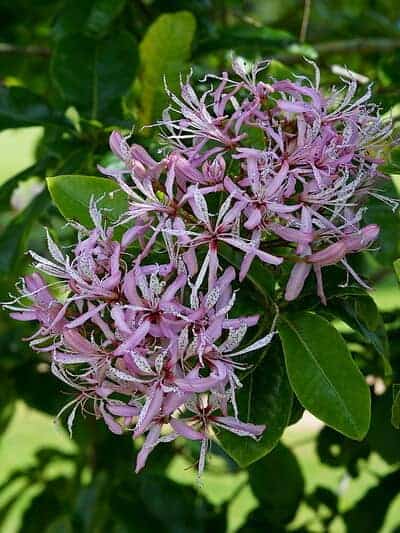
<box><xmin>53</xmin><ymin>0</ymin><xmax>94</xmax><ymax>41</ymax></box>
<box><xmin>0</xmin><ymin>86</ymin><xmax>68</xmax><ymax>130</ymax></box>
<box><xmin>364</xmin><ymin>179</ymin><xmax>400</xmax><ymax>266</ymax></box>
<box><xmin>45</xmin><ymin>516</ymin><xmax>74</xmax><ymax>533</ymax></box>
<box><xmin>306</xmin><ymin>486</ymin><xmax>338</xmax><ymax>526</ymax></box>
<box><xmin>47</xmin><ymin>175</ymin><xmax>128</xmax><ymax>227</ymax></box>
<box><xmin>51</xmin><ymin>32</ymin><xmax>138</xmax><ymax>120</ymax></box>
<box><xmin>343</xmin><ymin>470</ymin><xmax>400</xmax><ymax>532</ymax></box>
<box><xmin>139</xmin><ymin>11</ymin><xmax>196</xmax><ymax>125</ymax></box>
<box><xmin>248</xmin><ymin>443</ymin><xmax>304</xmax><ymax>525</ymax></box>
<box><xmin>19</xmin><ymin>477</ymin><xmax>73</xmax><ymax>533</ymax></box>
<box><xmin>196</xmin><ymin>26</ymin><xmax>294</xmax><ymax>55</ymax></box>
<box><xmin>0</xmin><ymin>158</ymin><xmax>50</xmax><ymax>211</ymax></box>
<box><xmin>74</xmin><ymin>472</ymin><xmax>110</xmax><ymax>532</ymax></box>
<box><xmin>238</xmin><ymin>507</ymin><xmax>286</xmax><ymax>532</ymax></box>
<box><xmin>392</xmin><ymin>384</ymin><xmax>400</xmax><ymax>429</ymax></box>
<box><xmin>278</xmin><ymin>312</ymin><xmax>371</xmax><ymax>440</ymax></box>
<box><xmin>86</xmin><ymin>0</ymin><xmax>127</xmax><ymax>35</ymax></box>
<box><xmin>218</xmin><ymin>342</ymin><xmax>293</xmax><ymax>467</ymax></box>
<box><xmin>367</xmin><ymin>391</ymin><xmax>400</xmax><ymax>462</ymax></box>
<box><xmin>139</xmin><ymin>475</ymin><xmax>226</xmax><ymax>533</ymax></box>
<box><xmin>327</xmin><ymin>294</ymin><xmax>391</xmax><ymax>377</ymax></box>
<box><xmin>219</xmin><ymin>243</ymin><xmax>275</xmax><ymax>301</ymax></box>
<box><xmin>0</xmin><ymin>164</ymin><xmax>37</xmax><ymax>209</ymax></box>
<box><xmin>0</xmin><ymin>188</ymin><xmax>50</xmax><ymax>273</ymax></box>
<box><xmin>288</xmin><ymin>395</ymin><xmax>304</xmax><ymax>426</ymax></box>
<box><xmin>316</xmin><ymin>426</ymin><xmax>370</xmax><ymax>475</ymax></box>
<box><xmin>0</xmin><ymin>374</ymin><xmax>16</xmax><ymax>435</ymax></box>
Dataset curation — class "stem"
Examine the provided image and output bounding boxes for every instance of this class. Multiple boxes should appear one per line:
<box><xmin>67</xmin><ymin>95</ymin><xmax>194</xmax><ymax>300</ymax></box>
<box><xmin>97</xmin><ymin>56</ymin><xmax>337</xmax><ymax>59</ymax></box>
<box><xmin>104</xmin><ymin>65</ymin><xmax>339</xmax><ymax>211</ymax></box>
<box><xmin>299</xmin><ymin>0</ymin><xmax>312</xmax><ymax>44</ymax></box>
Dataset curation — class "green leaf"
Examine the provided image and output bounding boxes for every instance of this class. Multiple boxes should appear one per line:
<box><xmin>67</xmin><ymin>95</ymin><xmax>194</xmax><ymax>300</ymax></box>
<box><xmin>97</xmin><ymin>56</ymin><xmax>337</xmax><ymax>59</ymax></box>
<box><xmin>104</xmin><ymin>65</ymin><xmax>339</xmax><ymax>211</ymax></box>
<box><xmin>392</xmin><ymin>384</ymin><xmax>400</xmax><ymax>429</ymax></box>
<box><xmin>19</xmin><ymin>477</ymin><xmax>73</xmax><ymax>533</ymax></box>
<box><xmin>0</xmin><ymin>86</ymin><xmax>68</xmax><ymax>130</ymax></box>
<box><xmin>219</xmin><ymin>242</ymin><xmax>274</xmax><ymax>301</ymax></box>
<box><xmin>327</xmin><ymin>295</ymin><xmax>391</xmax><ymax>377</ymax></box>
<box><xmin>196</xmin><ymin>26</ymin><xmax>294</xmax><ymax>55</ymax></box>
<box><xmin>53</xmin><ymin>0</ymin><xmax>126</xmax><ymax>39</ymax></box>
<box><xmin>139</xmin><ymin>475</ymin><xmax>226</xmax><ymax>532</ymax></box>
<box><xmin>0</xmin><ymin>188</ymin><xmax>50</xmax><ymax>274</ymax></box>
<box><xmin>316</xmin><ymin>427</ymin><xmax>369</xmax><ymax>473</ymax></box>
<box><xmin>47</xmin><ymin>175</ymin><xmax>128</xmax><ymax>227</ymax></box>
<box><xmin>248</xmin><ymin>443</ymin><xmax>304</xmax><ymax>526</ymax></box>
<box><xmin>240</xmin><ymin>125</ymin><xmax>266</xmax><ymax>150</ymax></box>
<box><xmin>0</xmin><ymin>164</ymin><xmax>36</xmax><ymax>208</ymax></box>
<box><xmin>86</xmin><ymin>0</ymin><xmax>127</xmax><ymax>35</ymax></box>
<box><xmin>218</xmin><ymin>342</ymin><xmax>293</xmax><ymax>467</ymax></box>
<box><xmin>0</xmin><ymin>159</ymin><xmax>50</xmax><ymax>210</ymax></box>
<box><xmin>53</xmin><ymin>0</ymin><xmax>94</xmax><ymax>40</ymax></box>
<box><xmin>343</xmin><ymin>470</ymin><xmax>400</xmax><ymax>532</ymax></box>
<box><xmin>367</xmin><ymin>391</ymin><xmax>400</xmax><ymax>463</ymax></box>
<box><xmin>139</xmin><ymin>11</ymin><xmax>196</xmax><ymax>125</ymax></box>
<box><xmin>364</xmin><ymin>179</ymin><xmax>400</xmax><ymax>266</ymax></box>
<box><xmin>394</xmin><ymin>258</ymin><xmax>400</xmax><ymax>283</ymax></box>
<box><xmin>0</xmin><ymin>375</ymin><xmax>16</xmax><ymax>435</ymax></box>
<box><xmin>51</xmin><ymin>32</ymin><xmax>138</xmax><ymax>120</ymax></box>
<box><xmin>278</xmin><ymin>312</ymin><xmax>371</xmax><ymax>440</ymax></box>
<box><xmin>237</xmin><ymin>507</ymin><xmax>285</xmax><ymax>532</ymax></box>
<box><xmin>45</xmin><ymin>516</ymin><xmax>73</xmax><ymax>533</ymax></box>
<box><xmin>380</xmin><ymin>146</ymin><xmax>400</xmax><ymax>174</ymax></box>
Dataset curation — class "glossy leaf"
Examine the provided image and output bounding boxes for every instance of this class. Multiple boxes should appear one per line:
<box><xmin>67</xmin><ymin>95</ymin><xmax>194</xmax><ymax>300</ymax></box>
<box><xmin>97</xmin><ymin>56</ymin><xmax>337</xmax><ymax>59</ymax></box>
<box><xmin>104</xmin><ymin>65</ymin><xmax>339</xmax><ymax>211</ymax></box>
<box><xmin>139</xmin><ymin>11</ymin><xmax>196</xmax><ymax>125</ymax></box>
<box><xmin>51</xmin><ymin>32</ymin><xmax>138</xmax><ymax>119</ymax></box>
<box><xmin>47</xmin><ymin>175</ymin><xmax>128</xmax><ymax>227</ymax></box>
<box><xmin>248</xmin><ymin>443</ymin><xmax>304</xmax><ymax>525</ymax></box>
<box><xmin>278</xmin><ymin>312</ymin><xmax>371</xmax><ymax>440</ymax></box>
<box><xmin>218</xmin><ymin>342</ymin><xmax>293</xmax><ymax>467</ymax></box>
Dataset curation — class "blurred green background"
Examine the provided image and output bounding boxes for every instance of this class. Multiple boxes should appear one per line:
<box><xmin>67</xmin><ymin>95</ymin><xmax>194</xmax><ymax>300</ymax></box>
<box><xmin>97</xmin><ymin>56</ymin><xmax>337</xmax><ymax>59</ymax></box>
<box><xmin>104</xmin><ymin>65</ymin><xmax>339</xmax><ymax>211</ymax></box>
<box><xmin>1</xmin><ymin>1</ymin><xmax>400</xmax><ymax>531</ymax></box>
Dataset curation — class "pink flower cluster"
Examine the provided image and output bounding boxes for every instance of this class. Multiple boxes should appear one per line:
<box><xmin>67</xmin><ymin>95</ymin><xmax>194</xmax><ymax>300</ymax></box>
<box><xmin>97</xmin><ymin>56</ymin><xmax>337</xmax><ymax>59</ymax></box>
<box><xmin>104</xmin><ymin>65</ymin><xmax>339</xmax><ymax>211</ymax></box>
<box><xmin>6</xmin><ymin>59</ymin><xmax>392</xmax><ymax>474</ymax></box>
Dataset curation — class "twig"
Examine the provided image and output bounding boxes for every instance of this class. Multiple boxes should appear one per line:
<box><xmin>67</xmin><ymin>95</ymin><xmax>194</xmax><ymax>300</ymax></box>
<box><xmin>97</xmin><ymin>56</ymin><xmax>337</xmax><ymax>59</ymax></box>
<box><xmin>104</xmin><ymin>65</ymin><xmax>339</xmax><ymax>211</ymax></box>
<box><xmin>315</xmin><ymin>37</ymin><xmax>400</xmax><ymax>55</ymax></box>
<box><xmin>299</xmin><ymin>0</ymin><xmax>312</xmax><ymax>43</ymax></box>
<box><xmin>275</xmin><ymin>37</ymin><xmax>400</xmax><ymax>64</ymax></box>
<box><xmin>0</xmin><ymin>43</ymin><xmax>50</xmax><ymax>57</ymax></box>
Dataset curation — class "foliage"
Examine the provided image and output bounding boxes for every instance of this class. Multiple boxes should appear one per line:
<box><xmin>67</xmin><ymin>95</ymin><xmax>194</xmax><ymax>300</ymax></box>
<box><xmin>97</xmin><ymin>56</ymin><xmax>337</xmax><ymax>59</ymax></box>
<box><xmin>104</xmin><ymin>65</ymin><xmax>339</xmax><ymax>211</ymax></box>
<box><xmin>0</xmin><ymin>0</ymin><xmax>400</xmax><ymax>531</ymax></box>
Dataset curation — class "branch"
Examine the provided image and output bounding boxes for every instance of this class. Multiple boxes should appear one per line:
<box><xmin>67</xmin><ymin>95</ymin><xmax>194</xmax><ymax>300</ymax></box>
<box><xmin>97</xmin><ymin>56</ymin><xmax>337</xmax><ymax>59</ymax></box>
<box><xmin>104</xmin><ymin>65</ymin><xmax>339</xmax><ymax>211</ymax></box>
<box><xmin>0</xmin><ymin>43</ymin><xmax>50</xmax><ymax>57</ymax></box>
<box><xmin>315</xmin><ymin>37</ymin><xmax>400</xmax><ymax>55</ymax></box>
<box><xmin>275</xmin><ymin>37</ymin><xmax>400</xmax><ymax>64</ymax></box>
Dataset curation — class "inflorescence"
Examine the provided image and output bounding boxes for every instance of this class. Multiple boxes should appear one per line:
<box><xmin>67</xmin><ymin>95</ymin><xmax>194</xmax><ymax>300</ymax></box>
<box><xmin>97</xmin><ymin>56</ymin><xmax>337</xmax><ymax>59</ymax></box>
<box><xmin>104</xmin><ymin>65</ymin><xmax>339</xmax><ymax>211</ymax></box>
<box><xmin>5</xmin><ymin>59</ymin><xmax>395</xmax><ymax>475</ymax></box>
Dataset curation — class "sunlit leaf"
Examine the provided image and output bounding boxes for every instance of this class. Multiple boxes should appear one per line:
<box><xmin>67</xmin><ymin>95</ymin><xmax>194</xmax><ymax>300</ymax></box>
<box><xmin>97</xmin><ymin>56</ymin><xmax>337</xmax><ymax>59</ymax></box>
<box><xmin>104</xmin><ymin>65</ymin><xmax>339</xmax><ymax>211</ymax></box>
<box><xmin>279</xmin><ymin>312</ymin><xmax>371</xmax><ymax>440</ymax></box>
<box><xmin>47</xmin><ymin>175</ymin><xmax>128</xmax><ymax>227</ymax></box>
<box><xmin>139</xmin><ymin>11</ymin><xmax>196</xmax><ymax>125</ymax></box>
